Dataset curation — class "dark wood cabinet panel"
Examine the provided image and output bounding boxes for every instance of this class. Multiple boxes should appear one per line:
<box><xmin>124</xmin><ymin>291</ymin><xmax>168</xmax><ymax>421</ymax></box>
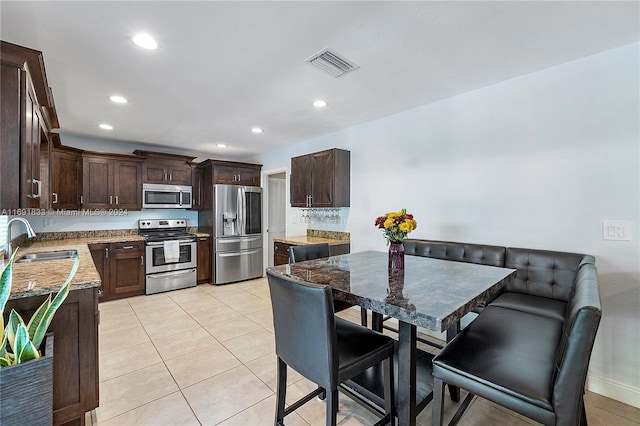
<box><xmin>0</xmin><ymin>63</ymin><xmax>22</xmax><ymax>209</ymax></box>
<box><xmin>142</xmin><ymin>160</ymin><xmax>192</xmax><ymax>185</ymax></box>
<box><xmin>109</xmin><ymin>242</ymin><xmax>145</xmax><ymax>298</ymax></box>
<box><xmin>82</xmin><ymin>156</ymin><xmax>111</xmax><ymax>209</ymax></box>
<box><xmin>4</xmin><ymin>287</ymin><xmax>99</xmax><ymax>425</ymax></box>
<box><xmin>52</xmin><ymin>148</ymin><xmax>82</xmax><ymax>210</ymax></box>
<box><xmin>82</xmin><ymin>154</ymin><xmax>142</xmax><ymax>210</ymax></box>
<box><xmin>273</xmin><ymin>241</ymin><xmax>292</xmax><ymax>266</ymax></box>
<box><xmin>290</xmin><ymin>155</ymin><xmax>311</xmax><ymax>207</ymax></box>
<box><xmin>0</xmin><ymin>41</ymin><xmax>59</xmax><ymax>210</ymax></box>
<box><xmin>190</xmin><ymin>166</ymin><xmax>203</xmax><ymax>210</ymax></box>
<box><xmin>207</xmin><ymin>161</ymin><xmax>262</xmax><ymax>186</ymax></box>
<box><xmin>90</xmin><ymin>241</ymin><xmax>144</xmax><ymax>301</ymax></box>
<box><xmin>197</xmin><ymin>236</ymin><xmax>211</xmax><ymax>283</ymax></box>
<box><xmin>290</xmin><ymin>148</ymin><xmax>350</xmax><ymax>207</ymax></box>
<box><xmin>89</xmin><ymin>243</ymin><xmax>109</xmax><ymax>301</ymax></box>
<box><xmin>113</xmin><ymin>160</ymin><xmax>142</xmax><ymax>209</ymax></box>
<box><xmin>134</xmin><ymin>150</ymin><xmax>194</xmax><ymax>186</ymax></box>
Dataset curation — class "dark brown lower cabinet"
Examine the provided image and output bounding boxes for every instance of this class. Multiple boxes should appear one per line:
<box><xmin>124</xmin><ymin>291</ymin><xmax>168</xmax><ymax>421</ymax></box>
<box><xmin>4</xmin><ymin>287</ymin><xmax>99</xmax><ymax>426</ymax></box>
<box><xmin>89</xmin><ymin>241</ymin><xmax>145</xmax><ymax>301</ymax></box>
<box><xmin>273</xmin><ymin>241</ymin><xmax>292</xmax><ymax>266</ymax></box>
<box><xmin>197</xmin><ymin>236</ymin><xmax>211</xmax><ymax>284</ymax></box>
<box><xmin>273</xmin><ymin>241</ymin><xmax>351</xmax><ymax>266</ymax></box>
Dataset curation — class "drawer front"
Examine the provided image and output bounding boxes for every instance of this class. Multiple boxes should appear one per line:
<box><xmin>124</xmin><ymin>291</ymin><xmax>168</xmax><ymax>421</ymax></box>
<box><xmin>111</xmin><ymin>241</ymin><xmax>144</xmax><ymax>252</ymax></box>
<box><xmin>274</xmin><ymin>242</ymin><xmax>292</xmax><ymax>256</ymax></box>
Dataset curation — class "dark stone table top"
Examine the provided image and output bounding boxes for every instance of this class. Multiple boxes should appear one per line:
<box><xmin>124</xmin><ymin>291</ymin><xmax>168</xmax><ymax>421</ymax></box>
<box><xmin>266</xmin><ymin>250</ymin><xmax>516</xmax><ymax>332</ymax></box>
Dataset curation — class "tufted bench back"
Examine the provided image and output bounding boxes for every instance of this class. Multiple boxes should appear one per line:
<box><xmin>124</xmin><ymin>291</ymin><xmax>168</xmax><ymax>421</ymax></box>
<box><xmin>403</xmin><ymin>239</ymin><xmax>506</xmax><ymax>267</ymax></box>
<box><xmin>504</xmin><ymin>247</ymin><xmax>595</xmax><ymax>302</ymax></box>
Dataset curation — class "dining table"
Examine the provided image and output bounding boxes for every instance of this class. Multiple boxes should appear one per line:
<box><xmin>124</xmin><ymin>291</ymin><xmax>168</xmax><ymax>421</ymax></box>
<box><xmin>266</xmin><ymin>250</ymin><xmax>517</xmax><ymax>426</ymax></box>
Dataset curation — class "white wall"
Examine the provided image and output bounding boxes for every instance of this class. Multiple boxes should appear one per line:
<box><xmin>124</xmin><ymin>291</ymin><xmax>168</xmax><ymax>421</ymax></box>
<box><xmin>254</xmin><ymin>43</ymin><xmax>640</xmax><ymax>406</ymax></box>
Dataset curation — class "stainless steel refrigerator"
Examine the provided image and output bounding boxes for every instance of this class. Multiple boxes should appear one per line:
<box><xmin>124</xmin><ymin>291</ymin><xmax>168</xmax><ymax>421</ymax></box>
<box><xmin>213</xmin><ymin>184</ymin><xmax>263</xmax><ymax>284</ymax></box>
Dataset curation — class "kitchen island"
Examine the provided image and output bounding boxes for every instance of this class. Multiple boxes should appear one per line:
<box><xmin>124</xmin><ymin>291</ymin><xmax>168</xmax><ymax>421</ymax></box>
<box><xmin>4</xmin><ymin>240</ymin><xmax>102</xmax><ymax>426</ymax></box>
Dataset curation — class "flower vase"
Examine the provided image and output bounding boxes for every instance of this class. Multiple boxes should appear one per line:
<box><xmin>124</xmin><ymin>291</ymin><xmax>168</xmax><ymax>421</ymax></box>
<box><xmin>388</xmin><ymin>242</ymin><xmax>405</xmax><ymax>271</ymax></box>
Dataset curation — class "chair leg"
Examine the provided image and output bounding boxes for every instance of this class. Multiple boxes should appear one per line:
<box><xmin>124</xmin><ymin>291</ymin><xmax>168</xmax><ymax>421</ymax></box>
<box><xmin>432</xmin><ymin>377</ymin><xmax>445</xmax><ymax>426</ymax></box>
<box><xmin>383</xmin><ymin>356</ymin><xmax>395</xmax><ymax>426</ymax></box>
<box><xmin>361</xmin><ymin>307</ymin><xmax>368</xmax><ymax>327</ymax></box>
<box><xmin>275</xmin><ymin>357</ymin><xmax>287</xmax><ymax>426</ymax></box>
<box><xmin>326</xmin><ymin>389</ymin><xmax>339</xmax><ymax>426</ymax></box>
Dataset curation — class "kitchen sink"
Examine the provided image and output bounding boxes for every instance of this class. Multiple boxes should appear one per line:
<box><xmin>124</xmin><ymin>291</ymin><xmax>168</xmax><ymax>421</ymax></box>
<box><xmin>16</xmin><ymin>250</ymin><xmax>78</xmax><ymax>263</ymax></box>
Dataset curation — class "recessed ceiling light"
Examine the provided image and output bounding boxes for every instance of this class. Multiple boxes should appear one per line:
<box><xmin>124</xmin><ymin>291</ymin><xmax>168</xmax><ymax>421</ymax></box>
<box><xmin>133</xmin><ymin>33</ymin><xmax>158</xmax><ymax>50</ymax></box>
<box><xmin>99</xmin><ymin>124</ymin><xmax>113</xmax><ymax>130</ymax></box>
<box><xmin>251</xmin><ymin>127</ymin><xmax>263</xmax><ymax>134</ymax></box>
<box><xmin>216</xmin><ymin>143</ymin><xmax>227</xmax><ymax>148</ymax></box>
<box><xmin>109</xmin><ymin>95</ymin><xmax>128</xmax><ymax>104</ymax></box>
<box><xmin>312</xmin><ymin>100</ymin><xmax>328</xmax><ymax>108</ymax></box>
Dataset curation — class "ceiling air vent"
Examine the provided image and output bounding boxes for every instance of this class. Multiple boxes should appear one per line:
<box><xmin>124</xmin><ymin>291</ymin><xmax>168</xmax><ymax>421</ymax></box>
<box><xmin>305</xmin><ymin>48</ymin><xmax>359</xmax><ymax>78</ymax></box>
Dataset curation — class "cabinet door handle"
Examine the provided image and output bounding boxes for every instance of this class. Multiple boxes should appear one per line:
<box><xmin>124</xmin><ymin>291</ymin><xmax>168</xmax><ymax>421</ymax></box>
<box><xmin>105</xmin><ymin>248</ymin><xmax>109</xmax><ymax>258</ymax></box>
<box><xmin>109</xmin><ymin>195</ymin><xmax>113</xmax><ymax>205</ymax></box>
<box><xmin>140</xmin><ymin>255</ymin><xmax>144</xmax><ymax>266</ymax></box>
<box><xmin>115</xmin><ymin>195</ymin><xmax>119</xmax><ymax>205</ymax></box>
<box><xmin>32</xmin><ymin>179</ymin><xmax>42</xmax><ymax>198</ymax></box>
<box><xmin>52</xmin><ymin>192</ymin><xmax>58</xmax><ymax>204</ymax></box>
<box><xmin>80</xmin><ymin>195</ymin><xmax>84</xmax><ymax>205</ymax></box>
<box><xmin>121</xmin><ymin>245</ymin><xmax>134</xmax><ymax>249</ymax></box>
<box><xmin>164</xmin><ymin>173</ymin><xmax>168</xmax><ymax>181</ymax></box>
<box><xmin>169</xmin><ymin>173</ymin><xmax>172</xmax><ymax>182</ymax></box>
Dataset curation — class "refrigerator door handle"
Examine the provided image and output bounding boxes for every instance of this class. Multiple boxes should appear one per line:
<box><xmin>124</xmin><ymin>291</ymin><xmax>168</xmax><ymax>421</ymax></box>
<box><xmin>237</xmin><ymin>186</ymin><xmax>246</xmax><ymax>236</ymax></box>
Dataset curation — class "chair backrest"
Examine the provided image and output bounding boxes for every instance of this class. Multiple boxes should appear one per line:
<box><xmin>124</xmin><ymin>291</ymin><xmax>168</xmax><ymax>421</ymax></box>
<box><xmin>552</xmin><ymin>262</ymin><xmax>601</xmax><ymax>424</ymax></box>
<box><xmin>267</xmin><ymin>269</ymin><xmax>338</xmax><ymax>389</ymax></box>
<box><xmin>289</xmin><ymin>243</ymin><xmax>331</xmax><ymax>263</ymax></box>
<box><xmin>403</xmin><ymin>239</ymin><xmax>506</xmax><ymax>267</ymax></box>
<box><xmin>505</xmin><ymin>247</ymin><xmax>595</xmax><ymax>302</ymax></box>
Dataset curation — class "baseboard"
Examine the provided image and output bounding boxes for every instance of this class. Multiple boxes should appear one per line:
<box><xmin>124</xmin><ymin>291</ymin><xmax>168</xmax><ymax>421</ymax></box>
<box><xmin>587</xmin><ymin>372</ymin><xmax>640</xmax><ymax>409</ymax></box>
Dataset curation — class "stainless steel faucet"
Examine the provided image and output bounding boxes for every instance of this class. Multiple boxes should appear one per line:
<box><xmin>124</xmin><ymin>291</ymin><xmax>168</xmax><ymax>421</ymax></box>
<box><xmin>5</xmin><ymin>217</ymin><xmax>37</xmax><ymax>258</ymax></box>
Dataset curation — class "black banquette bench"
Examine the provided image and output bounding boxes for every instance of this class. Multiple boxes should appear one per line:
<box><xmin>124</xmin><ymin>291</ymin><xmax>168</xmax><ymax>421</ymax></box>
<box><xmin>401</xmin><ymin>239</ymin><xmax>602</xmax><ymax>426</ymax></box>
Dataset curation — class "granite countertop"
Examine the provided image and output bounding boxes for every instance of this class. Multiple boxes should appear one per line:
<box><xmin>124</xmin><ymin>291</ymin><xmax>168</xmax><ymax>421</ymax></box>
<box><xmin>267</xmin><ymin>251</ymin><xmax>516</xmax><ymax>332</ymax></box>
<box><xmin>6</xmin><ymin>240</ymin><xmax>102</xmax><ymax>300</ymax></box>
<box><xmin>273</xmin><ymin>235</ymin><xmax>349</xmax><ymax>246</ymax></box>
<box><xmin>193</xmin><ymin>232</ymin><xmax>210</xmax><ymax>238</ymax></box>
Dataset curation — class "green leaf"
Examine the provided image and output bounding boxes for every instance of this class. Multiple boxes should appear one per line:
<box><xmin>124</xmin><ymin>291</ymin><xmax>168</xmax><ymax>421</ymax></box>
<box><xmin>0</xmin><ymin>250</ymin><xmax>20</xmax><ymax>339</ymax></box>
<box><xmin>0</xmin><ymin>335</ymin><xmax>8</xmax><ymax>360</ymax></box>
<box><xmin>5</xmin><ymin>309</ymin><xmax>27</xmax><ymax>354</ymax></box>
<box><xmin>0</xmin><ymin>357</ymin><xmax>10</xmax><ymax>367</ymax></box>
<box><xmin>17</xmin><ymin>338</ymin><xmax>40</xmax><ymax>363</ymax></box>
<box><xmin>13</xmin><ymin>322</ymin><xmax>30</xmax><ymax>363</ymax></box>
<box><xmin>28</xmin><ymin>256</ymin><xmax>78</xmax><ymax>349</ymax></box>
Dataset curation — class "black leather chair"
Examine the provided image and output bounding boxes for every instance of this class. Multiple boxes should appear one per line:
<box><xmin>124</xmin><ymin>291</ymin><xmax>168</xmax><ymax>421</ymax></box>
<box><xmin>289</xmin><ymin>243</ymin><xmax>367</xmax><ymax>325</ymax></box>
<box><xmin>267</xmin><ymin>270</ymin><xmax>395</xmax><ymax>426</ymax></box>
<box><xmin>431</xmin><ymin>260</ymin><xmax>601</xmax><ymax>426</ymax></box>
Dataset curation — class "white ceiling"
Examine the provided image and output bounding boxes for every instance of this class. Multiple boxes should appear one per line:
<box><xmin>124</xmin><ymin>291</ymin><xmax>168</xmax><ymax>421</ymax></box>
<box><xmin>1</xmin><ymin>1</ymin><xmax>638</xmax><ymax>161</ymax></box>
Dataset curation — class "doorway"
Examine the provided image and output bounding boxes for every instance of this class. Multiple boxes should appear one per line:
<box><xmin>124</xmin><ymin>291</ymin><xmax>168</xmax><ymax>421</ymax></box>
<box><xmin>265</xmin><ymin>170</ymin><xmax>287</xmax><ymax>267</ymax></box>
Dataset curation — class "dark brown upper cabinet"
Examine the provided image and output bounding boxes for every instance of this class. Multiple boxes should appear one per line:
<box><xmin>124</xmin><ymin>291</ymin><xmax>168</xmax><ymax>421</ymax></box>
<box><xmin>1</xmin><ymin>41</ymin><xmax>59</xmax><ymax>210</ymax></box>
<box><xmin>133</xmin><ymin>150</ymin><xmax>195</xmax><ymax>186</ymax></box>
<box><xmin>290</xmin><ymin>148</ymin><xmax>350</xmax><ymax>207</ymax></box>
<box><xmin>82</xmin><ymin>153</ymin><xmax>143</xmax><ymax>210</ymax></box>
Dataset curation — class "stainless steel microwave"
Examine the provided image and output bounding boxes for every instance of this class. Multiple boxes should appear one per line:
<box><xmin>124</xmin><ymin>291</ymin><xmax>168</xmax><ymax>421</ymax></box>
<box><xmin>142</xmin><ymin>183</ymin><xmax>192</xmax><ymax>209</ymax></box>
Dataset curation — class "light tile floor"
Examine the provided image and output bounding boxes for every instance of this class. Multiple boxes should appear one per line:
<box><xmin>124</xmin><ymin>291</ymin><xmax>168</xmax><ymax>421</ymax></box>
<box><xmin>93</xmin><ymin>277</ymin><xmax>640</xmax><ymax>425</ymax></box>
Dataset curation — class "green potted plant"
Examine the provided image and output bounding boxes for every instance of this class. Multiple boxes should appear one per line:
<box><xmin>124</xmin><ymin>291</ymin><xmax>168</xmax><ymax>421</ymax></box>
<box><xmin>0</xmin><ymin>250</ymin><xmax>79</xmax><ymax>425</ymax></box>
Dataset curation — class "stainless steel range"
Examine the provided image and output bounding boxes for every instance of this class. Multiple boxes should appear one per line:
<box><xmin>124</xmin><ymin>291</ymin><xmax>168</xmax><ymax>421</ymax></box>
<box><xmin>138</xmin><ymin>219</ymin><xmax>197</xmax><ymax>295</ymax></box>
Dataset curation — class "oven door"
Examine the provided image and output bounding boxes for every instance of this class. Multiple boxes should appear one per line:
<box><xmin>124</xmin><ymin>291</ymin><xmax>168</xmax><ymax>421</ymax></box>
<box><xmin>145</xmin><ymin>240</ymin><xmax>197</xmax><ymax>274</ymax></box>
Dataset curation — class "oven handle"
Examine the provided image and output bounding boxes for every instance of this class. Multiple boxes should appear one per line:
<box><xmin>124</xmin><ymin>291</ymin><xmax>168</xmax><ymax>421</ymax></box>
<box><xmin>146</xmin><ymin>268</ymin><xmax>196</xmax><ymax>279</ymax></box>
<box><xmin>146</xmin><ymin>240</ymin><xmax>195</xmax><ymax>246</ymax></box>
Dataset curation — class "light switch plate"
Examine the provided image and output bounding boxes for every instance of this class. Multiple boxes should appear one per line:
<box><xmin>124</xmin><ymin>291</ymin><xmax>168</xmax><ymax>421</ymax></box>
<box><xmin>602</xmin><ymin>220</ymin><xmax>632</xmax><ymax>241</ymax></box>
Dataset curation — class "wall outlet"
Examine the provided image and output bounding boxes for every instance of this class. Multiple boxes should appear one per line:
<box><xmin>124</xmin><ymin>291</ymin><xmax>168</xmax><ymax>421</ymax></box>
<box><xmin>602</xmin><ymin>220</ymin><xmax>632</xmax><ymax>241</ymax></box>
